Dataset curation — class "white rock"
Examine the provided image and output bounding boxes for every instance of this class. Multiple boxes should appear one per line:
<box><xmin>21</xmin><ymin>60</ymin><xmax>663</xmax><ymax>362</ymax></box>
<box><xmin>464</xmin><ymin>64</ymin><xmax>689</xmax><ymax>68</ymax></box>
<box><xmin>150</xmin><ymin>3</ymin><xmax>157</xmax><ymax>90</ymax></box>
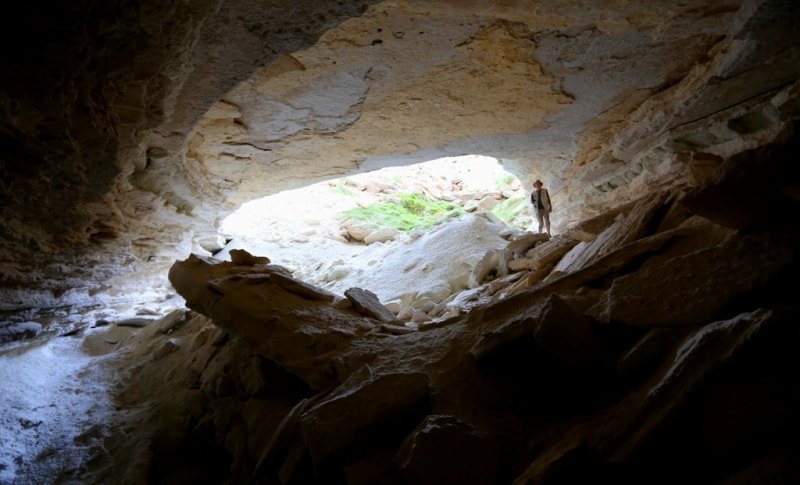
<box><xmin>384</xmin><ymin>300</ymin><xmax>403</xmax><ymax>314</ymax></box>
<box><xmin>411</xmin><ymin>298</ymin><xmax>436</xmax><ymax>313</ymax></box>
<box><xmin>197</xmin><ymin>235</ymin><xmax>227</xmax><ymax>252</ymax></box>
<box><xmin>364</xmin><ymin>229</ymin><xmax>397</xmax><ymax>245</ymax></box>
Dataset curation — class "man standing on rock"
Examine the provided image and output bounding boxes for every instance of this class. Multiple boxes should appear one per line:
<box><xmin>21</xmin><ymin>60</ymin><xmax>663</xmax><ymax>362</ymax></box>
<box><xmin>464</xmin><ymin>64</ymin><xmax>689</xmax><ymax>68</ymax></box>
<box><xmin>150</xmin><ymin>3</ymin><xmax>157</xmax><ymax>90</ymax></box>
<box><xmin>530</xmin><ymin>179</ymin><xmax>552</xmax><ymax>236</ymax></box>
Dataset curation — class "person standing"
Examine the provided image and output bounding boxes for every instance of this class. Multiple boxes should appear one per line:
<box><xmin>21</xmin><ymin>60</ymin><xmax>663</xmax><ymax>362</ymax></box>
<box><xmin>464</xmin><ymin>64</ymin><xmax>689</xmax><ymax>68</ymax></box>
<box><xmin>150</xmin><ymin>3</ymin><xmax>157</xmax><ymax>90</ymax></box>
<box><xmin>530</xmin><ymin>179</ymin><xmax>552</xmax><ymax>235</ymax></box>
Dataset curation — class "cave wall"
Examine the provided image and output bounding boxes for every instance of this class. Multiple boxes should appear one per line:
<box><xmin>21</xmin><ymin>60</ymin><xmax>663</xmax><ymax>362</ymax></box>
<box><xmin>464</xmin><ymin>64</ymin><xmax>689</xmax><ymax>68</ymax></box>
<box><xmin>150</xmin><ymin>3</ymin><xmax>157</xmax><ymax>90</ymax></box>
<box><xmin>1</xmin><ymin>0</ymin><xmax>799</xmax><ymax>318</ymax></box>
<box><xmin>0</xmin><ymin>0</ymin><xmax>378</xmax><ymax>315</ymax></box>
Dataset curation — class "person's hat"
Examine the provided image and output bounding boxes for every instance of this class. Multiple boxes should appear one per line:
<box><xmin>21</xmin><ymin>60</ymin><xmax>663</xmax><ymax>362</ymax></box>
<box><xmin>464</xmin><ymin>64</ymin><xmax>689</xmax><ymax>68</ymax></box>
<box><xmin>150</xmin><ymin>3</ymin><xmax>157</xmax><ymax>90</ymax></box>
<box><xmin>534</xmin><ymin>179</ymin><xmax>543</xmax><ymax>187</ymax></box>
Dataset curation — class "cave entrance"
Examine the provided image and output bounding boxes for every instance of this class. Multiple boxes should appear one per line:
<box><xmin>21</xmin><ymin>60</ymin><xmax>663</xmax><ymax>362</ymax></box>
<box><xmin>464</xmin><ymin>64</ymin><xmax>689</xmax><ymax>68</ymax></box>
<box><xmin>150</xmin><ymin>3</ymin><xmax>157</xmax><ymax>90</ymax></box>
<box><xmin>216</xmin><ymin>154</ymin><xmax>531</xmax><ymax>322</ymax></box>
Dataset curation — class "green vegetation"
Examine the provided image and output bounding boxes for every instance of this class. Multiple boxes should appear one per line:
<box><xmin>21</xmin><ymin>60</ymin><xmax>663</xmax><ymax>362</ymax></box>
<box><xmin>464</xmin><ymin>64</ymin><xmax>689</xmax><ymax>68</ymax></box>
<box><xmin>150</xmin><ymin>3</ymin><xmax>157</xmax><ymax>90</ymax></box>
<box><xmin>491</xmin><ymin>196</ymin><xmax>528</xmax><ymax>228</ymax></box>
<box><xmin>331</xmin><ymin>181</ymin><xmax>358</xmax><ymax>197</ymax></box>
<box><xmin>339</xmin><ymin>192</ymin><xmax>463</xmax><ymax>231</ymax></box>
<box><xmin>493</xmin><ymin>174</ymin><xmax>515</xmax><ymax>187</ymax></box>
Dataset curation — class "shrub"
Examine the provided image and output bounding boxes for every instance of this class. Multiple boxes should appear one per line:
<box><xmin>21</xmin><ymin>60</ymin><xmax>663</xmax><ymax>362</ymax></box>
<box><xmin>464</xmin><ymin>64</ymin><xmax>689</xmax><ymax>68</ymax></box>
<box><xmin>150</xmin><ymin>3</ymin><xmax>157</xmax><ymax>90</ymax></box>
<box><xmin>339</xmin><ymin>192</ymin><xmax>463</xmax><ymax>231</ymax></box>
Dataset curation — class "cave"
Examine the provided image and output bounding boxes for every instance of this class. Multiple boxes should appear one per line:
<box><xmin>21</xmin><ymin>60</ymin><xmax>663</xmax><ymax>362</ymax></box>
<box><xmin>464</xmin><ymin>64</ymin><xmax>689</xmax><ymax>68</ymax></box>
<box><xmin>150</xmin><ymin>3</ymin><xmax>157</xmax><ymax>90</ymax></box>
<box><xmin>1</xmin><ymin>1</ymin><xmax>800</xmax><ymax>483</ymax></box>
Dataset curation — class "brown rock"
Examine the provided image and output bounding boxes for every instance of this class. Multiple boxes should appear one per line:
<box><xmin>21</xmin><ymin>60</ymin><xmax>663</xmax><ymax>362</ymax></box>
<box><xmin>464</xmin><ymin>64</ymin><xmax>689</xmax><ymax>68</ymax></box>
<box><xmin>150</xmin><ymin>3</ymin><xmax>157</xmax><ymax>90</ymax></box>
<box><xmin>397</xmin><ymin>415</ymin><xmax>498</xmax><ymax>485</ymax></box>
<box><xmin>591</xmin><ymin>232</ymin><xmax>794</xmax><ymax>327</ymax></box>
<box><xmin>299</xmin><ymin>370</ymin><xmax>430</xmax><ymax>464</ymax></box>
<box><xmin>230</xmin><ymin>249</ymin><xmax>271</xmax><ymax>266</ymax></box>
<box><xmin>345</xmin><ymin>287</ymin><xmax>397</xmax><ymax>323</ymax></box>
<box><xmin>533</xmin><ymin>295</ymin><xmax>610</xmax><ymax>370</ymax></box>
<box><xmin>270</xmin><ymin>272</ymin><xmax>337</xmax><ymax>302</ymax></box>
<box><xmin>508</xmin><ymin>258</ymin><xmax>539</xmax><ymax>271</ymax></box>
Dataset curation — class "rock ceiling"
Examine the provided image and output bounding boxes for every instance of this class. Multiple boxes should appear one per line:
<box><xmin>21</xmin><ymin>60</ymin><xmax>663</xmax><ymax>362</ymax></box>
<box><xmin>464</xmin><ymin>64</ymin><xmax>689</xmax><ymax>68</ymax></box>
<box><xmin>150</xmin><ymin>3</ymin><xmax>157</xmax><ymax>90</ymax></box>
<box><xmin>1</xmin><ymin>0</ymin><xmax>799</xmax><ymax>313</ymax></box>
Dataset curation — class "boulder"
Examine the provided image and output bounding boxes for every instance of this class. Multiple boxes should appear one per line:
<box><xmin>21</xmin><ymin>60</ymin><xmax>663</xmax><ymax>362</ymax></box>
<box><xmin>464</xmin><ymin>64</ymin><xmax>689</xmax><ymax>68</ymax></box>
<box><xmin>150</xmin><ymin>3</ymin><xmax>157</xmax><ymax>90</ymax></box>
<box><xmin>364</xmin><ymin>228</ymin><xmax>397</xmax><ymax>244</ymax></box>
<box><xmin>0</xmin><ymin>321</ymin><xmax>42</xmax><ymax>344</ymax></box>
<box><xmin>397</xmin><ymin>415</ymin><xmax>498</xmax><ymax>485</ymax></box>
<box><xmin>345</xmin><ymin>287</ymin><xmax>397</xmax><ymax>323</ymax></box>
<box><xmin>299</xmin><ymin>371</ymin><xmax>430</xmax><ymax>464</ymax></box>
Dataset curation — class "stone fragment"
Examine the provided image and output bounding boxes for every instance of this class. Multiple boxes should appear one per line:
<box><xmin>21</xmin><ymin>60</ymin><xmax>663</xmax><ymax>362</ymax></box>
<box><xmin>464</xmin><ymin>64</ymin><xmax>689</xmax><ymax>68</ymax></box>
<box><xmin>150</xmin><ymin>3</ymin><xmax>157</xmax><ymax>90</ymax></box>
<box><xmin>157</xmin><ymin>309</ymin><xmax>187</xmax><ymax>334</ymax></box>
<box><xmin>469</xmin><ymin>249</ymin><xmax>501</xmax><ymax>288</ymax></box>
<box><xmin>507</xmin><ymin>232</ymin><xmax>550</xmax><ymax>256</ymax></box>
<box><xmin>198</xmin><ymin>235</ymin><xmax>227</xmax><ymax>253</ymax></box>
<box><xmin>229</xmin><ymin>249</ymin><xmax>271</xmax><ymax>266</ymax></box>
<box><xmin>487</xmin><ymin>271</ymin><xmax>525</xmax><ymax>295</ymax></box>
<box><xmin>345</xmin><ymin>287</ymin><xmax>397</xmax><ymax>323</ymax></box>
<box><xmin>344</xmin><ymin>223</ymin><xmax>372</xmax><ymax>242</ymax></box>
<box><xmin>524</xmin><ymin>234</ymin><xmax>580</xmax><ymax>269</ymax></box>
<box><xmin>508</xmin><ymin>258</ymin><xmax>538</xmax><ymax>271</ymax></box>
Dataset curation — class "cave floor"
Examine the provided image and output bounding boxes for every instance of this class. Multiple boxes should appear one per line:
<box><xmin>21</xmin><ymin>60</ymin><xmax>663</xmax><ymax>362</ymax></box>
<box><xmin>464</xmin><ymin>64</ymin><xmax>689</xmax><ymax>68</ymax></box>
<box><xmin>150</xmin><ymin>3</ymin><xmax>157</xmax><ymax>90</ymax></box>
<box><xmin>0</xmin><ymin>330</ymin><xmax>119</xmax><ymax>484</ymax></box>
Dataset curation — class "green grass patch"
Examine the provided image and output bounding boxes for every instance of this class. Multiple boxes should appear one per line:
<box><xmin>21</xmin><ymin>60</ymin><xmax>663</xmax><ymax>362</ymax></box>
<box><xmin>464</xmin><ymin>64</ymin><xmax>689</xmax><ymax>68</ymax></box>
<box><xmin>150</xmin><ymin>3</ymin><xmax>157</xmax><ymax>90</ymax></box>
<box><xmin>339</xmin><ymin>192</ymin><xmax>463</xmax><ymax>231</ymax></box>
<box><xmin>331</xmin><ymin>182</ymin><xmax>358</xmax><ymax>197</ymax></box>
<box><xmin>491</xmin><ymin>196</ymin><xmax>527</xmax><ymax>227</ymax></box>
<box><xmin>494</xmin><ymin>174</ymin><xmax>515</xmax><ymax>187</ymax></box>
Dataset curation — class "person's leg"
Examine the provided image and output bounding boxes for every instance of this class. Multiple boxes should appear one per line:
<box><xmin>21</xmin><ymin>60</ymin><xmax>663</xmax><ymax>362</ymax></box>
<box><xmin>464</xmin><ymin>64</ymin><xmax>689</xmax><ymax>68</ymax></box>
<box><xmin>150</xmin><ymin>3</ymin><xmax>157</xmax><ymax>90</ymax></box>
<box><xmin>543</xmin><ymin>211</ymin><xmax>551</xmax><ymax>236</ymax></box>
<box><xmin>536</xmin><ymin>210</ymin><xmax>544</xmax><ymax>233</ymax></box>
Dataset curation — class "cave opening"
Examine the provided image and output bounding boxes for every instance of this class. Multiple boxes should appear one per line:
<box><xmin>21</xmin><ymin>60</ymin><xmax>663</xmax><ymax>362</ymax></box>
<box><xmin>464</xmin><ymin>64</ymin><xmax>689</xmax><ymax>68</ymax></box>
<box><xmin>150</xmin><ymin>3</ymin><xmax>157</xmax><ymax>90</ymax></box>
<box><xmin>214</xmin><ymin>154</ymin><xmax>539</xmax><ymax>324</ymax></box>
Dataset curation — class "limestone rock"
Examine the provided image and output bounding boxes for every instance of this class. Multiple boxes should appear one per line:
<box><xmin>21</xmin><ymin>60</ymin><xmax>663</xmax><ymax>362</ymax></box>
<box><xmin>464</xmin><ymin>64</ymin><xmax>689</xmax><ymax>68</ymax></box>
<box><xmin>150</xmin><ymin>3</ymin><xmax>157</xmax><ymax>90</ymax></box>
<box><xmin>152</xmin><ymin>338</ymin><xmax>180</xmax><ymax>361</ymax></box>
<box><xmin>555</xmin><ymin>192</ymin><xmax>669</xmax><ymax>273</ymax></box>
<box><xmin>617</xmin><ymin>328</ymin><xmax>690</xmax><ymax>381</ymax></box>
<box><xmin>344</xmin><ymin>224</ymin><xmax>373</xmax><ymax>242</ymax></box>
<box><xmin>270</xmin><ymin>272</ymin><xmax>337</xmax><ymax>302</ymax></box>
<box><xmin>363</xmin><ymin>228</ymin><xmax>397</xmax><ymax>245</ymax></box>
<box><xmin>607</xmin><ymin>308</ymin><xmax>777</xmax><ymax>463</ymax></box>
<box><xmin>299</xmin><ymin>370</ymin><xmax>430</xmax><ymax>464</ymax></box>
<box><xmin>532</xmin><ymin>295</ymin><xmax>611</xmax><ymax>371</ymax></box>
<box><xmin>508</xmin><ymin>258</ymin><xmax>538</xmax><ymax>272</ymax></box>
<box><xmin>229</xmin><ymin>249</ymin><xmax>270</xmax><ymax>266</ymax></box>
<box><xmin>345</xmin><ymin>287</ymin><xmax>397</xmax><ymax>323</ymax></box>
<box><xmin>507</xmin><ymin>232</ymin><xmax>550</xmax><ymax>256</ymax></box>
<box><xmin>169</xmin><ymin>254</ymin><xmax>374</xmax><ymax>390</ymax></box>
<box><xmin>197</xmin><ymin>235</ymin><xmax>227</xmax><ymax>253</ymax></box>
<box><xmin>524</xmin><ymin>234</ymin><xmax>580</xmax><ymax>269</ymax></box>
<box><xmin>591</xmin><ymin>232</ymin><xmax>794</xmax><ymax>327</ymax></box>
<box><xmin>469</xmin><ymin>249</ymin><xmax>501</xmax><ymax>288</ymax></box>
<box><xmin>397</xmin><ymin>415</ymin><xmax>498</xmax><ymax>484</ymax></box>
